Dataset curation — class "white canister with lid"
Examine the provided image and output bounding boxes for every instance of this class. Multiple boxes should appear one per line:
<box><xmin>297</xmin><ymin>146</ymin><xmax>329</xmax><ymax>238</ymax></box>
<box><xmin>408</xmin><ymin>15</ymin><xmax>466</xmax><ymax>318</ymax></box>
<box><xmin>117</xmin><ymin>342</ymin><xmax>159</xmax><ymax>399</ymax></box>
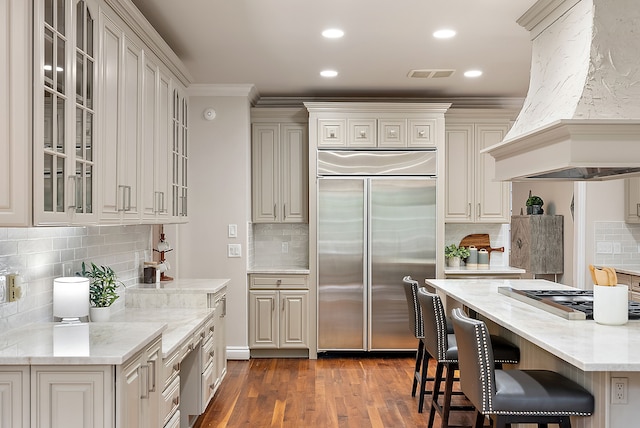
<box><xmin>466</xmin><ymin>246</ymin><xmax>478</xmax><ymax>268</ymax></box>
<box><xmin>477</xmin><ymin>248</ymin><xmax>489</xmax><ymax>269</ymax></box>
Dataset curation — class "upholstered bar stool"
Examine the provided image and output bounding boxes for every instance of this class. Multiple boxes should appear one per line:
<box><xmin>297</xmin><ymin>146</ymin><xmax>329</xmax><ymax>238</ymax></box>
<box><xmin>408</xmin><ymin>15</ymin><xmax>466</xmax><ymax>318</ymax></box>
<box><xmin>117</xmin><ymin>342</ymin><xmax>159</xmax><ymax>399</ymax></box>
<box><xmin>417</xmin><ymin>288</ymin><xmax>520</xmax><ymax>427</ymax></box>
<box><xmin>451</xmin><ymin>308</ymin><xmax>594</xmax><ymax>428</ymax></box>
<box><xmin>402</xmin><ymin>276</ymin><xmax>428</xmax><ymax>398</ymax></box>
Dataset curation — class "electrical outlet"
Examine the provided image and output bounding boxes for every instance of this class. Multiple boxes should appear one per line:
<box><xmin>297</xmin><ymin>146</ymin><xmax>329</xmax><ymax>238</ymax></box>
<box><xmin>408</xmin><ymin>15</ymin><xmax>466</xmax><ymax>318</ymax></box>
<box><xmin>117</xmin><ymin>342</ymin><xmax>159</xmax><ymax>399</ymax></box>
<box><xmin>227</xmin><ymin>244</ymin><xmax>242</xmax><ymax>258</ymax></box>
<box><xmin>612</xmin><ymin>377</ymin><xmax>628</xmax><ymax>404</ymax></box>
<box><xmin>596</xmin><ymin>241</ymin><xmax>613</xmax><ymax>254</ymax></box>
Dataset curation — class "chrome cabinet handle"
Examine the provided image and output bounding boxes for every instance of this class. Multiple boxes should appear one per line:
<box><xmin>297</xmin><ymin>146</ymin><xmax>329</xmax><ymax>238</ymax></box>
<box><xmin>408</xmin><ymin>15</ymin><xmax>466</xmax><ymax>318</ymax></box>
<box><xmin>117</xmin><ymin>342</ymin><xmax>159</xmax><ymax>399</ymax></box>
<box><xmin>148</xmin><ymin>359</ymin><xmax>156</xmax><ymax>393</ymax></box>
<box><xmin>273</xmin><ymin>203</ymin><xmax>277</xmax><ymax>220</ymax></box>
<box><xmin>477</xmin><ymin>203</ymin><xmax>481</xmax><ymax>217</ymax></box>
<box><xmin>636</xmin><ymin>203</ymin><xmax>640</xmax><ymax>217</ymax></box>
<box><xmin>140</xmin><ymin>365</ymin><xmax>149</xmax><ymax>399</ymax></box>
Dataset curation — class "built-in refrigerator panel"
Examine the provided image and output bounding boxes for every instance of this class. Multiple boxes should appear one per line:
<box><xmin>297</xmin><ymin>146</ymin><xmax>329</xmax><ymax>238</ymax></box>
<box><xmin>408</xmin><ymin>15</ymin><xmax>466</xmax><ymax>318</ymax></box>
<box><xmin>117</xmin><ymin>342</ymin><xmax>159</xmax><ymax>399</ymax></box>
<box><xmin>318</xmin><ymin>178</ymin><xmax>366</xmax><ymax>350</ymax></box>
<box><xmin>317</xmin><ymin>150</ymin><xmax>437</xmax><ymax>352</ymax></box>
<box><xmin>369</xmin><ymin>178</ymin><xmax>436</xmax><ymax>350</ymax></box>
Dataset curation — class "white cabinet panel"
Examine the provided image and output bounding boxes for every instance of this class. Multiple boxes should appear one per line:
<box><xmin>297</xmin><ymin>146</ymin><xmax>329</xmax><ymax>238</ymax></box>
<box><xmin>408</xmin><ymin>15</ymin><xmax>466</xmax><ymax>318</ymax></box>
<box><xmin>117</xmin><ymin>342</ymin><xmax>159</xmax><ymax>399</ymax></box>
<box><xmin>0</xmin><ymin>0</ymin><xmax>29</xmax><ymax>226</ymax></box>
<box><xmin>280</xmin><ymin>290</ymin><xmax>309</xmax><ymax>348</ymax></box>
<box><xmin>444</xmin><ymin>121</ymin><xmax>510</xmax><ymax>223</ymax></box>
<box><xmin>0</xmin><ymin>367</ymin><xmax>29</xmax><ymax>428</ymax></box>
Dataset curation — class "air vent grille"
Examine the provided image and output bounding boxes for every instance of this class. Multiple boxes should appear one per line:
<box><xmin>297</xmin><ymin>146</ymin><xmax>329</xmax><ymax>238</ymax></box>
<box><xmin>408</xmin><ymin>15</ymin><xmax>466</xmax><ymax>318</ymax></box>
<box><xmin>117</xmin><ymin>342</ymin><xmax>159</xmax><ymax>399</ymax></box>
<box><xmin>408</xmin><ymin>69</ymin><xmax>455</xmax><ymax>79</ymax></box>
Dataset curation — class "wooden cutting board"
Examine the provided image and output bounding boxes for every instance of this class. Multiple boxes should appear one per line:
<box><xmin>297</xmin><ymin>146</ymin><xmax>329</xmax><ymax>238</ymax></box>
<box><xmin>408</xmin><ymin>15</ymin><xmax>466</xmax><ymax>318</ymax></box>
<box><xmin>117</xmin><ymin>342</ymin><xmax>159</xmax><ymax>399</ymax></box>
<box><xmin>459</xmin><ymin>234</ymin><xmax>505</xmax><ymax>258</ymax></box>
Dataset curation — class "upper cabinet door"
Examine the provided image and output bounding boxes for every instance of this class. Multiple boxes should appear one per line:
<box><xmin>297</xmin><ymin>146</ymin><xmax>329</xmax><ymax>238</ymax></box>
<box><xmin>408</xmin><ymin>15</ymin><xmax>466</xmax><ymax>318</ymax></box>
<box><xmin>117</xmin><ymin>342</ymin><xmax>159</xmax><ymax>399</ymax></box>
<box><xmin>0</xmin><ymin>0</ymin><xmax>30</xmax><ymax>226</ymax></box>
<box><xmin>34</xmin><ymin>0</ymin><xmax>99</xmax><ymax>225</ymax></box>
<box><xmin>475</xmin><ymin>124</ymin><xmax>510</xmax><ymax>223</ymax></box>
<box><xmin>281</xmin><ymin>124</ymin><xmax>308</xmax><ymax>223</ymax></box>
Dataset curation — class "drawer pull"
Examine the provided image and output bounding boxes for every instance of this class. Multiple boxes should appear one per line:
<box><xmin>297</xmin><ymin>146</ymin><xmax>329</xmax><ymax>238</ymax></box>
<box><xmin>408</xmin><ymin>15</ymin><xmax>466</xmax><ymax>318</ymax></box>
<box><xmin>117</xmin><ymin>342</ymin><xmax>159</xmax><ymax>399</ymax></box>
<box><xmin>173</xmin><ymin>362</ymin><xmax>180</xmax><ymax>372</ymax></box>
<box><xmin>209</xmin><ymin>351</ymin><xmax>215</xmax><ymax>358</ymax></box>
<box><xmin>201</xmin><ymin>331</ymin><xmax>206</xmax><ymax>339</ymax></box>
<box><xmin>172</xmin><ymin>396</ymin><xmax>180</xmax><ymax>406</ymax></box>
<box><xmin>210</xmin><ymin>326</ymin><xmax>215</xmax><ymax>332</ymax></box>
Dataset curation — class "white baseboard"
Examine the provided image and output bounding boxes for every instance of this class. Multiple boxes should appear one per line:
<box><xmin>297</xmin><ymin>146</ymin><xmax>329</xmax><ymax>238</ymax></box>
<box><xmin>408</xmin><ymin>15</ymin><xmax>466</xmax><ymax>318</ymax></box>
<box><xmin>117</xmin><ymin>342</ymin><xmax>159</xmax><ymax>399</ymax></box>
<box><xmin>227</xmin><ymin>346</ymin><xmax>250</xmax><ymax>360</ymax></box>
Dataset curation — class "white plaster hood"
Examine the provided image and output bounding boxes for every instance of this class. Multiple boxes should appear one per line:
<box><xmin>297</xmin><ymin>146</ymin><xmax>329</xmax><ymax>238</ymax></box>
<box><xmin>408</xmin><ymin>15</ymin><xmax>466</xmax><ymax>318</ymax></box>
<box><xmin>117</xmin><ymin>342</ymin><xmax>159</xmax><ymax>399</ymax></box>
<box><xmin>484</xmin><ymin>0</ymin><xmax>640</xmax><ymax>181</ymax></box>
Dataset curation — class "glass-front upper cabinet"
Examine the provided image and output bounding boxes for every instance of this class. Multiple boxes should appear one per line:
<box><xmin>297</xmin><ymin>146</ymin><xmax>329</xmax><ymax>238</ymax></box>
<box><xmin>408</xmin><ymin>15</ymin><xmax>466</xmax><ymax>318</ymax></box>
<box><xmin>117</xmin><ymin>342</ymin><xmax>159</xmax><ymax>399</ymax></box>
<box><xmin>171</xmin><ymin>86</ymin><xmax>188</xmax><ymax>222</ymax></box>
<box><xmin>34</xmin><ymin>0</ymin><xmax>97</xmax><ymax>225</ymax></box>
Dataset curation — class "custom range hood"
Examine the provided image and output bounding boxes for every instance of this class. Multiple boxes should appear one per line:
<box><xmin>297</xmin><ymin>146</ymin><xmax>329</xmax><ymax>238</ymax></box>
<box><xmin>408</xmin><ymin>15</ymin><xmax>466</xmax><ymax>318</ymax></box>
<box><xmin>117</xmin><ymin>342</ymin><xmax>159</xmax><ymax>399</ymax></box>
<box><xmin>484</xmin><ymin>0</ymin><xmax>640</xmax><ymax>181</ymax></box>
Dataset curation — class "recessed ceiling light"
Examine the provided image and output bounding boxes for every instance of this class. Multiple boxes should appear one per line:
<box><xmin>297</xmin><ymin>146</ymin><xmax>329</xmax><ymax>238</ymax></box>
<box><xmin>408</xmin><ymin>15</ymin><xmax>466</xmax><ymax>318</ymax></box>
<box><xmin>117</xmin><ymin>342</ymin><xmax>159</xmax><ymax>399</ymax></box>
<box><xmin>322</xmin><ymin>28</ymin><xmax>344</xmax><ymax>39</ymax></box>
<box><xmin>320</xmin><ymin>70</ymin><xmax>338</xmax><ymax>78</ymax></box>
<box><xmin>464</xmin><ymin>70</ymin><xmax>483</xmax><ymax>78</ymax></box>
<box><xmin>433</xmin><ymin>29</ymin><xmax>456</xmax><ymax>39</ymax></box>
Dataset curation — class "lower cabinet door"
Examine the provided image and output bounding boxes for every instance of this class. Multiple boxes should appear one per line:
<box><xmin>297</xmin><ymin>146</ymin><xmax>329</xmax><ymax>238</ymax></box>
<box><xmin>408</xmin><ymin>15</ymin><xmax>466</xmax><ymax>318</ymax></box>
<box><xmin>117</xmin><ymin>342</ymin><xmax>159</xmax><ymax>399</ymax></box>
<box><xmin>201</xmin><ymin>361</ymin><xmax>216</xmax><ymax>411</ymax></box>
<box><xmin>32</xmin><ymin>366</ymin><xmax>111</xmax><ymax>428</ymax></box>
<box><xmin>279</xmin><ymin>290</ymin><xmax>309</xmax><ymax>348</ymax></box>
<box><xmin>249</xmin><ymin>290</ymin><xmax>278</xmax><ymax>348</ymax></box>
<box><xmin>161</xmin><ymin>375</ymin><xmax>180</xmax><ymax>427</ymax></box>
<box><xmin>0</xmin><ymin>367</ymin><xmax>29</xmax><ymax>428</ymax></box>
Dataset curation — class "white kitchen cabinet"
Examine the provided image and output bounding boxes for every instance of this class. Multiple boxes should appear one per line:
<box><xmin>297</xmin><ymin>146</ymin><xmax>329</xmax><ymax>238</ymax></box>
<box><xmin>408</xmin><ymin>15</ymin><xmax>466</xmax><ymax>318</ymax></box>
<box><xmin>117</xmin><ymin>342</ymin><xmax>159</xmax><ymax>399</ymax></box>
<box><xmin>444</xmin><ymin>121</ymin><xmax>511</xmax><ymax>223</ymax></box>
<box><xmin>99</xmin><ymin>12</ymin><xmax>143</xmax><ymax>223</ymax></box>
<box><xmin>249</xmin><ymin>274</ymin><xmax>309</xmax><ymax>350</ymax></box>
<box><xmin>252</xmin><ymin>110</ymin><xmax>308</xmax><ymax>223</ymax></box>
<box><xmin>142</xmin><ymin>55</ymin><xmax>172</xmax><ymax>223</ymax></box>
<box><xmin>0</xmin><ymin>366</ymin><xmax>29</xmax><ymax>428</ymax></box>
<box><xmin>318</xmin><ymin>116</ymin><xmax>436</xmax><ymax>148</ymax></box>
<box><xmin>212</xmin><ymin>292</ymin><xmax>227</xmax><ymax>393</ymax></box>
<box><xmin>0</xmin><ymin>0</ymin><xmax>29</xmax><ymax>226</ymax></box>
<box><xmin>117</xmin><ymin>337</ymin><xmax>162</xmax><ymax>428</ymax></box>
<box><xmin>32</xmin><ymin>365</ymin><xmax>112</xmax><ymax>428</ymax></box>
<box><xmin>170</xmin><ymin>85</ymin><xmax>189</xmax><ymax>222</ymax></box>
<box><xmin>624</xmin><ymin>178</ymin><xmax>640</xmax><ymax>223</ymax></box>
<box><xmin>33</xmin><ymin>0</ymin><xmax>99</xmax><ymax>225</ymax></box>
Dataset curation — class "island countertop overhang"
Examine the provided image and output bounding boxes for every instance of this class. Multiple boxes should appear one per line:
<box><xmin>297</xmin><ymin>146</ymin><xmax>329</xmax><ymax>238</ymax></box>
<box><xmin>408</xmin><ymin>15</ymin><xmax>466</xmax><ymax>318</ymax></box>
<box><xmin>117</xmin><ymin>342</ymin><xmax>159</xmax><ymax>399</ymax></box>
<box><xmin>425</xmin><ymin>278</ymin><xmax>640</xmax><ymax>372</ymax></box>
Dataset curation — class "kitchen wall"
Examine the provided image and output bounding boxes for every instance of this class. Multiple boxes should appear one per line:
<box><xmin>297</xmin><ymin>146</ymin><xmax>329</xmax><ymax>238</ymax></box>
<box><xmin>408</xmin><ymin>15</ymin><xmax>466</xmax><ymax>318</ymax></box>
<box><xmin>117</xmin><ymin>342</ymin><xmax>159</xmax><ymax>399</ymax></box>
<box><xmin>252</xmin><ymin>224</ymin><xmax>309</xmax><ymax>268</ymax></box>
<box><xmin>177</xmin><ymin>85</ymin><xmax>256</xmax><ymax>360</ymax></box>
<box><xmin>594</xmin><ymin>221</ymin><xmax>640</xmax><ymax>266</ymax></box>
<box><xmin>0</xmin><ymin>225</ymin><xmax>152</xmax><ymax>331</ymax></box>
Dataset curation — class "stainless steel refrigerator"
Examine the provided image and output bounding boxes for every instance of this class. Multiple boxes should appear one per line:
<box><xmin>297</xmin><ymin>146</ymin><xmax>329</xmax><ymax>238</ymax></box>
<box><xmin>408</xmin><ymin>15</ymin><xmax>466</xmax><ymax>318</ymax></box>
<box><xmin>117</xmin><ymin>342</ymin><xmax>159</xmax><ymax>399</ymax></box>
<box><xmin>317</xmin><ymin>151</ymin><xmax>437</xmax><ymax>351</ymax></box>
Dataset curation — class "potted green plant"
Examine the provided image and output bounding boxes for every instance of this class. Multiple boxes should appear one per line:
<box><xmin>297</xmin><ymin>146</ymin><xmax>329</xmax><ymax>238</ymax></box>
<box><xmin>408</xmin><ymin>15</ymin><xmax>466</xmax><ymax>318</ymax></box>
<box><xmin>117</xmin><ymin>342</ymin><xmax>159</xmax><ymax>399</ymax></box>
<box><xmin>80</xmin><ymin>262</ymin><xmax>123</xmax><ymax>321</ymax></box>
<box><xmin>526</xmin><ymin>194</ymin><xmax>544</xmax><ymax>215</ymax></box>
<box><xmin>444</xmin><ymin>244</ymin><xmax>470</xmax><ymax>267</ymax></box>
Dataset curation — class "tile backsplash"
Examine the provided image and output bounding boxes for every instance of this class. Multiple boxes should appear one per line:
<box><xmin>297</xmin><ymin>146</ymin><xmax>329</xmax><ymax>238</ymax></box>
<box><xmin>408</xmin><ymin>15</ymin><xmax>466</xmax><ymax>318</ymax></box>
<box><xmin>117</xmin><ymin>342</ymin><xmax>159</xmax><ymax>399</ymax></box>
<box><xmin>594</xmin><ymin>221</ymin><xmax>640</xmax><ymax>266</ymax></box>
<box><xmin>252</xmin><ymin>223</ymin><xmax>309</xmax><ymax>268</ymax></box>
<box><xmin>0</xmin><ymin>225</ymin><xmax>152</xmax><ymax>331</ymax></box>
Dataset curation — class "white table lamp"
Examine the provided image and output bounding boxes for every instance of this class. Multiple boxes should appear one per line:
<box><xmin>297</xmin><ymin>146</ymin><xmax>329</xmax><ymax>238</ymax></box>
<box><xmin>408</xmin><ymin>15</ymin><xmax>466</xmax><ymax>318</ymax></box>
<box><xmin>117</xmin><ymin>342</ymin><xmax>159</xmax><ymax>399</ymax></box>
<box><xmin>53</xmin><ymin>277</ymin><xmax>89</xmax><ymax>323</ymax></box>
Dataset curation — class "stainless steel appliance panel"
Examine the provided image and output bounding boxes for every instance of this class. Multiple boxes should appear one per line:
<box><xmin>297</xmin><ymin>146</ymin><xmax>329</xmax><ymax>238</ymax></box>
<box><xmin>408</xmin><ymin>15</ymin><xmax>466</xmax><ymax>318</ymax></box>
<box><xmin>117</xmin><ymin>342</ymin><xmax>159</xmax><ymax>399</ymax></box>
<box><xmin>317</xmin><ymin>150</ymin><xmax>437</xmax><ymax>176</ymax></box>
<box><xmin>318</xmin><ymin>178</ymin><xmax>366</xmax><ymax>350</ymax></box>
<box><xmin>369</xmin><ymin>178</ymin><xmax>437</xmax><ymax>350</ymax></box>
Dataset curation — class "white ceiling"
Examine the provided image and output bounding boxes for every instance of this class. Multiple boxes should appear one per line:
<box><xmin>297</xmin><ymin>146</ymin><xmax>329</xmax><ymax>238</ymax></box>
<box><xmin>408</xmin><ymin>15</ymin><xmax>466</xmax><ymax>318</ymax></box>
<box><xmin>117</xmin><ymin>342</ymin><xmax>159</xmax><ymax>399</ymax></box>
<box><xmin>130</xmin><ymin>0</ymin><xmax>537</xmax><ymax>99</ymax></box>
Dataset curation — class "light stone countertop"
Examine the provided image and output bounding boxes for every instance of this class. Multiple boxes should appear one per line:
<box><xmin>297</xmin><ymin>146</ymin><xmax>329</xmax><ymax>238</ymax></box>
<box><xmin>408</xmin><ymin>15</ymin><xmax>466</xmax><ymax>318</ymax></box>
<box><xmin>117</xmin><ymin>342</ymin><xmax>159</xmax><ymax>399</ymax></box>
<box><xmin>425</xmin><ymin>278</ymin><xmax>640</xmax><ymax>372</ymax></box>
<box><xmin>0</xmin><ymin>322</ymin><xmax>165</xmax><ymax>365</ymax></box>
<box><xmin>109</xmin><ymin>307</ymin><xmax>214</xmax><ymax>358</ymax></box>
<box><xmin>128</xmin><ymin>278</ymin><xmax>230</xmax><ymax>293</ymax></box>
<box><xmin>444</xmin><ymin>265</ymin><xmax>526</xmax><ymax>275</ymax></box>
<box><xmin>248</xmin><ymin>267</ymin><xmax>310</xmax><ymax>274</ymax></box>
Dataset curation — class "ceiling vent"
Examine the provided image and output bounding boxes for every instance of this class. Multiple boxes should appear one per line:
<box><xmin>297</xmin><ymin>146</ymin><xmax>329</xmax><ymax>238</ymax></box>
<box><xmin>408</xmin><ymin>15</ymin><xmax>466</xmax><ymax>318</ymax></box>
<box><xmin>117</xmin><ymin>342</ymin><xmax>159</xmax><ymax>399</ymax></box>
<box><xmin>408</xmin><ymin>69</ymin><xmax>455</xmax><ymax>79</ymax></box>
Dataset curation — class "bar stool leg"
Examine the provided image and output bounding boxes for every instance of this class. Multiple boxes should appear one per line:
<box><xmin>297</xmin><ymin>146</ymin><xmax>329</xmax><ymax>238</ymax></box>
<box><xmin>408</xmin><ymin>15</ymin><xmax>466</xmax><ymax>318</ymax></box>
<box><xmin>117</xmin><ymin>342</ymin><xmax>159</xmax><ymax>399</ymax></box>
<box><xmin>441</xmin><ymin>363</ymin><xmax>456</xmax><ymax>428</ymax></box>
<box><xmin>412</xmin><ymin>340</ymin><xmax>424</xmax><ymax>396</ymax></box>
<box><xmin>427</xmin><ymin>362</ymin><xmax>444</xmax><ymax>426</ymax></box>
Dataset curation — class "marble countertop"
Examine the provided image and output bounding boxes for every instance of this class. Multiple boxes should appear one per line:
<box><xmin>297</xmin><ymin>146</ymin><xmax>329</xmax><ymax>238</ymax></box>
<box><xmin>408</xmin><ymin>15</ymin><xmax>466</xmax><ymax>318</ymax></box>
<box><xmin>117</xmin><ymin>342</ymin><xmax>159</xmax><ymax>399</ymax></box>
<box><xmin>129</xmin><ymin>277</ymin><xmax>230</xmax><ymax>293</ymax></box>
<box><xmin>109</xmin><ymin>307</ymin><xmax>214</xmax><ymax>358</ymax></box>
<box><xmin>0</xmin><ymin>322</ymin><xmax>165</xmax><ymax>365</ymax></box>
<box><xmin>248</xmin><ymin>267</ymin><xmax>310</xmax><ymax>274</ymax></box>
<box><xmin>426</xmin><ymin>278</ymin><xmax>640</xmax><ymax>372</ymax></box>
<box><xmin>444</xmin><ymin>265</ymin><xmax>525</xmax><ymax>275</ymax></box>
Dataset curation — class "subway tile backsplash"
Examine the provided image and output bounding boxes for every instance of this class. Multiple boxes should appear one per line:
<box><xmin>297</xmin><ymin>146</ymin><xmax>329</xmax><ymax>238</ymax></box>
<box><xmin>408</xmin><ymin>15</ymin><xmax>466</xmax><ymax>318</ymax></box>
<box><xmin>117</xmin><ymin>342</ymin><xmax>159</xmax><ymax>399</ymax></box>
<box><xmin>0</xmin><ymin>225</ymin><xmax>152</xmax><ymax>331</ymax></box>
<box><xmin>252</xmin><ymin>223</ymin><xmax>309</xmax><ymax>269</ymax></box>
<box><xmin>594</xmin><ymin>221</ymin><xmax>640</xmax><ymax>266</ymax></box>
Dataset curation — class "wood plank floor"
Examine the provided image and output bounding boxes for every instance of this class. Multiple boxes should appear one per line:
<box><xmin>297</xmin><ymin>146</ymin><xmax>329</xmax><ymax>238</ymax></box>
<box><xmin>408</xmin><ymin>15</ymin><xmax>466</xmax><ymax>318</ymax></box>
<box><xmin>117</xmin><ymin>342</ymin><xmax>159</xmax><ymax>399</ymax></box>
<box><xmin>194</xmin><ymin>355</ymin><xmax>474</xmax><ymax>428</ymax></box>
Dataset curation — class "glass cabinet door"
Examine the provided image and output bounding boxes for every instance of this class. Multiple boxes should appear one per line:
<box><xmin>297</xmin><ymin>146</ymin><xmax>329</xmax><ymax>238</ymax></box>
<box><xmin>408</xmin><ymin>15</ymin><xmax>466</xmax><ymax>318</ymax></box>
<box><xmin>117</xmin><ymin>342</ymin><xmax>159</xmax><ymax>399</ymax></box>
<box><xmin>36</xmin><ymin>0</ymin><xmax>96</xmax><ymax>224</ymax></box>
<box><xmin>171</xmin><ymin>87</ymin><xmax>188</xmax><ymax>221</ymax></box>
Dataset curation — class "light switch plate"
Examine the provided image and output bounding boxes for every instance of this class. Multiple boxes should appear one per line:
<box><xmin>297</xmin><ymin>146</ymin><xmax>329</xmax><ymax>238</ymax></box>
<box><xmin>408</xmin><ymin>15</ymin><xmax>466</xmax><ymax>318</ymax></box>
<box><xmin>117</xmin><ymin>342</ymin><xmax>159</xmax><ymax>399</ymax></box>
<box><xmin>228</xmin><ymin>224</ymin><xmax>238</xmax><ymax>238</ymax></box>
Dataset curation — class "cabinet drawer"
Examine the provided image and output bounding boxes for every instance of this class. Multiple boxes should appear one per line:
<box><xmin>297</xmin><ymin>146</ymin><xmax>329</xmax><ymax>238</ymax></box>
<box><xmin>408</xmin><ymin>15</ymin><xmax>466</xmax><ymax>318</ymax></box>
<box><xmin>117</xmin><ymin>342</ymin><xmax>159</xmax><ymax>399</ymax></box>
<box><xmin>250</xmin><ymin>274</ymin><xmax>308</xmax><ymax>289</ymax></box>
<box><xmin>408</xmin><ymin>119</ymin><xmax>436</xmax><ymax>147</ymax></box>
<box><xmin>202</xmin><ymin>336</ymin><xmax>215</xmax><ymax>372</ymax></box>
<box><xmin>161</xmin><ymin>375</ymin><xmax>180</xmax><ymax>426</ymax></box>
<box><xmin>378</xmin><ymin>119</ymin><xmax>406</xmax><ymax>147</ymax></box>
<box><xmin>164</xmin><ymin>409</ymin><xmax>180</xmax><ymax>428</ymax></box>
<box><xmin>617</xmin><ymin>272</ymin><xmax>632</xmax><ymax>286</ymax></box>
<box><xmin>162</xmin><ymin>348</ymin><xmax>181</xmax><ymax>388</ymax></box>
<box><xmin>201</xmin><ymin>361</ymin><xmax>216</xmax><ymax>410</ymax></box>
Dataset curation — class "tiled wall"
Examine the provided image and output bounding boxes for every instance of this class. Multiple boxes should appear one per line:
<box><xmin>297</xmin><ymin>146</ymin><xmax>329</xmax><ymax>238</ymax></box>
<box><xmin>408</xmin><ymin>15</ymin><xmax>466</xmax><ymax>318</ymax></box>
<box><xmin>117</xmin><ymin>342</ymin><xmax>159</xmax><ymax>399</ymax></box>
<box><xmin>444</xmin><ymin>223</ymin><xmax>511</xmax><ymax>266</ymax></box>
<box><xmin>594</xmin><ymin>221</ymin><xmax>640</xmax><ymax>266</ymax></box>
<box><xmin>0</xmin><ymin>225</ymin><xmax>152</xmax><ymax>331</ymax></box>
<box><xmin>252</xmin><ymin>224</ymin><xmax>309</xmax><ymax>268</ymax></box>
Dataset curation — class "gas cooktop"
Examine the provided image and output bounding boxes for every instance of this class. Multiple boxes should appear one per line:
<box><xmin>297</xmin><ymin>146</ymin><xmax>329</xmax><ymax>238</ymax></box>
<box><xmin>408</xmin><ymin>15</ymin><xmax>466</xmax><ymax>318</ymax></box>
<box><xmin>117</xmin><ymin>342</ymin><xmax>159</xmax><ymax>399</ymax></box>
<box><xmin>498</xmin><ymin>287</ymin><xmax>640</xmax><ymax>320</ymax></box>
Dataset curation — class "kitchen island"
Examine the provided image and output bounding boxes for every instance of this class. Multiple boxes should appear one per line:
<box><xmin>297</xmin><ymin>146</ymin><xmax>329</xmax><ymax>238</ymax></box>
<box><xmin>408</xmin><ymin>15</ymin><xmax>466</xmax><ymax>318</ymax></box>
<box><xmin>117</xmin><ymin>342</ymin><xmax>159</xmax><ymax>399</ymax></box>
<box><xmin>425</xmin><ymin>278</ymin><xmax>640</xmax><ymax>428</ymax></box>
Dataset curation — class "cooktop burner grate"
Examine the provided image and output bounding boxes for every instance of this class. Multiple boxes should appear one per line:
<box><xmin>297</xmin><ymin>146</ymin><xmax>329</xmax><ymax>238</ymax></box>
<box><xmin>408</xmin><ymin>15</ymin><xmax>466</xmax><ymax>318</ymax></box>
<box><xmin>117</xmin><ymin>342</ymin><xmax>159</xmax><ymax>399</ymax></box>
<box><xmin>498</xmin><ymin>287</ymin><xmax>640</xmax><ymax>320</ymax></box>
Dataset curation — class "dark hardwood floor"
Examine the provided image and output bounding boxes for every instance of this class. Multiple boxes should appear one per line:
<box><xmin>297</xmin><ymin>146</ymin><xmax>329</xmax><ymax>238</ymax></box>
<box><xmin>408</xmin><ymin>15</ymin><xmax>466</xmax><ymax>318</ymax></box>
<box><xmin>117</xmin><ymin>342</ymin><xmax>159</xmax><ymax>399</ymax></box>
<box><xmin>194</xmin><ymin>354</ymin><xmax>474</xmax><ymax>428</ymax></box>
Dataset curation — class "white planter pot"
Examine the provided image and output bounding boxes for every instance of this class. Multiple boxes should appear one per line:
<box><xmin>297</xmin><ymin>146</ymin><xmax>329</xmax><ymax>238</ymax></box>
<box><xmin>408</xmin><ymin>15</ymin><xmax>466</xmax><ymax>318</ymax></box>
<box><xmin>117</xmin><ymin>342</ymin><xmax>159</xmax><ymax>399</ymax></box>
<box><xmin>90</xmin><ymin>306</ymin><xmax>111</xmax><ymax>322</ymax></box>
<box><xmin>447</xmin><ymin>256</ymin><xmax>461</xmax><ymax>268</ymax></box>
